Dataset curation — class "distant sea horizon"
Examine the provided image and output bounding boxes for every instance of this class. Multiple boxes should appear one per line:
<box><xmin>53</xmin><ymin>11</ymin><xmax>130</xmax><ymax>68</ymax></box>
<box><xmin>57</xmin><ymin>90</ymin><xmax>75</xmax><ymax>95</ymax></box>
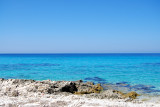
<box><xmin>1</xmin><ymin>53</ymin><xmax>160</xmax><ymax>54</ymax></box>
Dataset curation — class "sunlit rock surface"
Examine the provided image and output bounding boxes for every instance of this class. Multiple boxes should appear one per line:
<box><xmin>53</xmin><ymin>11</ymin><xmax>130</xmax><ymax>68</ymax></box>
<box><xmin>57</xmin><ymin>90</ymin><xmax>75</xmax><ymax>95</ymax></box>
<box><xmin>0</xmin><ymin>78</ymin><xmax>160</xmax><ymax>107</ymax></box>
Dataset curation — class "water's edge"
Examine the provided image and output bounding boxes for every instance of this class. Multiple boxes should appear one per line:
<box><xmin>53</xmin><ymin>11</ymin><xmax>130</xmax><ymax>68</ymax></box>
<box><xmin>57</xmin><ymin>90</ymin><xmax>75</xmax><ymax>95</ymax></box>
<box><xmin>0</xmin><ymin>78</ymin><xmax>160</xmax><ymax>103</ymax></box>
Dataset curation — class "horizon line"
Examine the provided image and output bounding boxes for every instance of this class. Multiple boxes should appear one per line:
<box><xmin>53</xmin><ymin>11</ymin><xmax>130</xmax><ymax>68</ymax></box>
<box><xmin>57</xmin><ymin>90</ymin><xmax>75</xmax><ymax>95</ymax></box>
<box><xmin>0</xmin><ymin>53</ymin><xmax>160</xmax><ymax>54</ymax></box>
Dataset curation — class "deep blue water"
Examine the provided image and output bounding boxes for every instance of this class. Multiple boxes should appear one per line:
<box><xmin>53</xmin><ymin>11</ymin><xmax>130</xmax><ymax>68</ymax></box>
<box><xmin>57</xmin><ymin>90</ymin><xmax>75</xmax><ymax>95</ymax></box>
<box><xmin>0</xmin><ymin>53</ymin><xmax>160</xmax><ymax>93</ymax></box>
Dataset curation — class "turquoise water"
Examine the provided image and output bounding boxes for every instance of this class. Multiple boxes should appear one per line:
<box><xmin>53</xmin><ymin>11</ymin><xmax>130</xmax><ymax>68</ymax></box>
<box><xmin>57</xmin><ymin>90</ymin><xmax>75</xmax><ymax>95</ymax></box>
<box><xmin>0</xmin><ymin>54</ymin><xmax>160</xmax><ymax>93</ymax></box>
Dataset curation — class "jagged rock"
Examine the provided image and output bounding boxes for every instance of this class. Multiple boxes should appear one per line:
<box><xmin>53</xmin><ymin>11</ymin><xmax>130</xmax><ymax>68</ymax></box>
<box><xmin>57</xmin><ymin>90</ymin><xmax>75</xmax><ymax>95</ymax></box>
<box><xmin>60</xmin><ymin>83</ymin><xmax>77</xmax><ymax>93</ymax></box>
<box><xmin>11</xmin><ymin>90</ymin><xmax>19</xmax><ymax>97</ymax></box>
<box><xmin>47</xmin><ymin>88</ymin><xmax>55</xmax><ymax>94</ymax></box>
<box><xmin>75</xmin><ymin>83</ymin><xmax>103</xmax><ymax>94</ymax></box>
<box><xmin>74</xmin><ymin>80</ymin><xmax>83</xmax><ymax>85</ymax></box>
<box><xmin>38</xmin><ymin>86</ymin><xmax>48</xmax><ymax>93</ymax></box>
<box><xmin>123</xmin><ymin>91</ymin><xmax>140</xmax><ymax>99</ymax></box>
<box><xmin>5</xmin><ymin>87</ymin><xmax>11</xmax><ymax>92</ymax></box>
<box><xmin>113</xmin><ymin>90</ymin><xmax>140</xmax><ymax>100</ymax></box>
<box><xmin>89</xmin><ymin>84</ymin><xmax>103</xmax><ymax>93</ymax></box>
<box><xmin>0</xmin><ymin>78</ymin><xmax>139</xmax><ymax>101</ymax></box>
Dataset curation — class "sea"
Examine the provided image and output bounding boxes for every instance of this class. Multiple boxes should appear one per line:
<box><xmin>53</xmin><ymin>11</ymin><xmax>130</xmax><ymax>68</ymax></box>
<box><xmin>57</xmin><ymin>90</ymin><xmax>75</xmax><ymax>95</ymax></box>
<box><xmin>0</xmin><ymin>53</ymin><xmax>160</xmax><ymax>95</ymax></box>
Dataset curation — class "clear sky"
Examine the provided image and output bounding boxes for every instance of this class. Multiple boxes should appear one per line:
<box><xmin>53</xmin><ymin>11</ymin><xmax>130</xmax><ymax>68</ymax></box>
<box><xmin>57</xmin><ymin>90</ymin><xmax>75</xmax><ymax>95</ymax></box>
<box><xmin>0</xmin><ymin>0</ymin><xmax>160</xmax><ymax>53</ymax></box>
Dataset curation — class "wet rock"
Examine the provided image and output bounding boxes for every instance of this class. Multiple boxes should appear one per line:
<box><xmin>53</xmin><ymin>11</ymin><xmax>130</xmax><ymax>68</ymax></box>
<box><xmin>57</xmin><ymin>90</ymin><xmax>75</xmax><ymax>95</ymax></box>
<box><xmin>75</xmin><ymin>83</ymin><xmax>103</xmax><ymax>95</ymax></box>
<box><xmin>89</xmin><ymin>84</ymin><xmax>103</xmax><ymax>93</ymax></box>
<box><xmin>123</xmin><ymin>91</ymin><xmax>140</xmax><ymax>99</ymax></box>
<box><xmin>60</xmin><ymin>83</ymin><xmax>77</xmax><ymax>93</ymax></box>
<box><xmin>0</xmin><ymin>78</ymin><xmax>141</xmax><ymax>102</ymax></box>
<box><xmin>75</xmin><ymin>83</ymin><xmax>92</xmax><ymax>94</ymax></box>
<box><xmin>113</xmin><ymin>90</ymin><xmax>140</xmax><ymax>100</ymax></box>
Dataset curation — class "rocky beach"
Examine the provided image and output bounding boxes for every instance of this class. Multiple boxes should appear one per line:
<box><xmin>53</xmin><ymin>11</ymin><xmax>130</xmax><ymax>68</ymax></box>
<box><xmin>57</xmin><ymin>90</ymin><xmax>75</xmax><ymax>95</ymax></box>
<box><xmin>0</xmin><ymin>78</ymin><xmax>160</xmax><ymax>107</ymax></box>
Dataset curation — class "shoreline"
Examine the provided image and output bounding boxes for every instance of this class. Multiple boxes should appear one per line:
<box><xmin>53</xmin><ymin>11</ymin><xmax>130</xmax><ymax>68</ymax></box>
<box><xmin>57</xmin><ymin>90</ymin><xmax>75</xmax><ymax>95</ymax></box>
<box><xmin>0</xmin><ymin>78</ymin><xmax>160</xmax><ymax>107</ymax></box>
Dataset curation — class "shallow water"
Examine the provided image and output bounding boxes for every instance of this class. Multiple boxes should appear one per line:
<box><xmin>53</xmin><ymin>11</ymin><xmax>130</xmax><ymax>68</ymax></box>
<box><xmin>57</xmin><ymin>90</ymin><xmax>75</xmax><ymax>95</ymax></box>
<box><xmin>0</xmin><ymin>53</ymin><xmax>160</xmax><ymax>94</ymax></box>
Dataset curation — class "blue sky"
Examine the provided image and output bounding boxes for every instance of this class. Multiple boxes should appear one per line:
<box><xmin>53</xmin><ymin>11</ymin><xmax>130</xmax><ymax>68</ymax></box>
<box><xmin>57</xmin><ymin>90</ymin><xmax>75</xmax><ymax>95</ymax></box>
<box><xmin>0</xmin><ymin>0</ymin><xmax>160</xmax><ymax>53</ymax></box>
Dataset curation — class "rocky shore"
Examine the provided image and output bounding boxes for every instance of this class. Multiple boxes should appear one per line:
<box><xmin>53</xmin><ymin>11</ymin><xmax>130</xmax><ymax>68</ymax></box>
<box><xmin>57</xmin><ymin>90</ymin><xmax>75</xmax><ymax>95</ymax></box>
<box><xmin>0</xmin><ymin>78</ymin><xmax>159</xmax><ymax>107</ymax></box>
